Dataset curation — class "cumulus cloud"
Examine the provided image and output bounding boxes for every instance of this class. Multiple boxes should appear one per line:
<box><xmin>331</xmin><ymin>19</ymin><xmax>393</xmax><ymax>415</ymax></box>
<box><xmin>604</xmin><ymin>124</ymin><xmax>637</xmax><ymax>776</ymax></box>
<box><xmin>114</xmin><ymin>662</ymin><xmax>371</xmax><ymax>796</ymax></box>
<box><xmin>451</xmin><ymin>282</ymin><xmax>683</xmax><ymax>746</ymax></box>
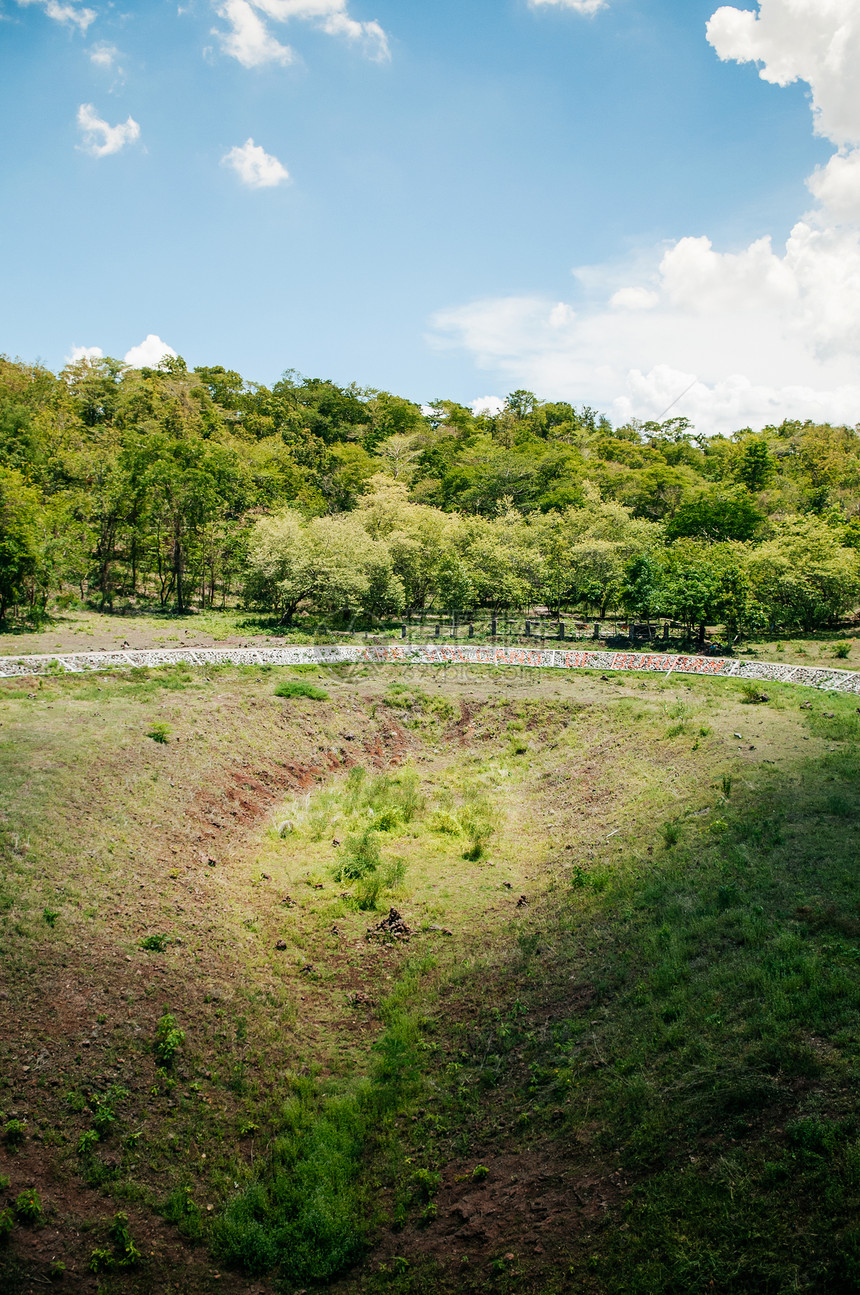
<box><xmin>707</xmin><ymin>0</ymin><xmax>860</xmax><ymax>147</ymax></box>
<box><xmin>431</xmin><ymin>1</ymin><xmax>860</xmax><ymax>436</ymax></box>
<box><xmin>65</xmin><ymin>344</ymin><xmax>104</xmax><ymax>365</ymax></box>
<box><xmin>222</xmin><ymin>137</ymin><xmax>289</xmax><ymax>187</ymax></box>
<box><xmin>529</xmin><ymin>0</ymin><xmax>606</xmax><ymax>14</ymax></box>
<box><xmin>123</xmin><ymin>335</ymin><xmax>177</xmax><ymax>367</ymax></box>
<box><xmin>212</xmin><ymin>0</ymin><xmax>389</xmax><ymax>68</ymax></box>
<box><xmin>16</xmin><ymin>0</ymin><xmax>96</xmax><ymax>32</ymax></box>
<box><xmin>470</xmin><ymin>396</ymin><xmax>506</xmax><ymax>416</ymax></box>
<box><xmin>212</xmin><ymin>0</ymin><xmax>294</xmax><ymax>67</ymax></box>
<box><xmin>76</xmin><ymin>103</ymin><xmax>140</xmax><ymax>157</ymax></box>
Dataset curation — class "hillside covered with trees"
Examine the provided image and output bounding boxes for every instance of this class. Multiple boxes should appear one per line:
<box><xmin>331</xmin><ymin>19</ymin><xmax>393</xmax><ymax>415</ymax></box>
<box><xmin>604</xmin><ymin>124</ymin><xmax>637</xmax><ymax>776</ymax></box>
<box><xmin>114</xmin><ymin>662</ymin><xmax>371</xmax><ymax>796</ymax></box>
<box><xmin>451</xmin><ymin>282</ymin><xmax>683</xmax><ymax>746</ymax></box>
<box><xmin>3</xmin><ymin>353</ymin><xmax>860</xmax><ymax>638</ymax></box>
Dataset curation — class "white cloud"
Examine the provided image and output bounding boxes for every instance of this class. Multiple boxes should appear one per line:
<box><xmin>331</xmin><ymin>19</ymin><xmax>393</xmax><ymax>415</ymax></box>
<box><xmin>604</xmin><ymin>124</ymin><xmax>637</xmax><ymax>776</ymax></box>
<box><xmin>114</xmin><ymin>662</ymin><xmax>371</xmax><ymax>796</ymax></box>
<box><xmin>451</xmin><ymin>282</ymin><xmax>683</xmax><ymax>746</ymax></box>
<box><xmin>706</xmin><ymin>0</ymin><xmax>860</xmax><ymax>148</ymax></box>
<box><xmin>16</xmin><ymin>0</ymin><xmax>96</xmax><ymax>32</ymax></box>
<box><xmin>65</xmin><ymin>344</ymin><xmax>103</xmax><ymax>364</ymax></box>
<box><xmin>123</xmin><ymin>335</ymin><xmax>177</xmax><ymax>367</ymax></box>
<box><xmin>89</xmin><ymin>41</ymin><xmax>119</xmax><ymax>67</ymax></box>
<box><xmin>212</xmin><ymin>0</ymin><xmax>294</xmax><ymax>67</ymax></box>
<box><xmin>430</xmin><ymin>1</ymin><xmax>860</xmax><ymax>437</ymax></box>
<box><xmin>610</xmin><ymin>286</ymin><xmax>659</xmax><ymax>311</ymax></box>
<box><xmin>529</xmin><ymin>0</ymin><xmax>606</xmax><ymax>13</ymax></box>
<box><xmin>222</xmin><ymin>137</ymin><xmax>289</xmax><ymax>187</ymax></box>
<box><xmin>807</xmin><ymin>148</ymin><xmax>860</xmax><ymax>225</ymax></box>
<box><xmin>470</xmin><ymin>396</ymin><xmax>505</xmax><ymax>416</ymax></box>
<box><xmin>76</xmin><ymin>103</ymin><xmax>140</xmax><ymax>157</ymax></box>
<box><xmin>212</xmin><ymin>0</ymin><xmax>389</xmax><ymax>68</ymax></box>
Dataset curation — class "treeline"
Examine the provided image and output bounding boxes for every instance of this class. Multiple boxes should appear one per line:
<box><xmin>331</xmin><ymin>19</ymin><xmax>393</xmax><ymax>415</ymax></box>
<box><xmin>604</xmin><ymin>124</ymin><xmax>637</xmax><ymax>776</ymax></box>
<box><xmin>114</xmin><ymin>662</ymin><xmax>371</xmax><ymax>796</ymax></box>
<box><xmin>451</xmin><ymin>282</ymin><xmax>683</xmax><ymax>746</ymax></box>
<box><xmin>2</xmin><ymin>352</ymin><xmax>860</xmax><ymax>636</ymax></box>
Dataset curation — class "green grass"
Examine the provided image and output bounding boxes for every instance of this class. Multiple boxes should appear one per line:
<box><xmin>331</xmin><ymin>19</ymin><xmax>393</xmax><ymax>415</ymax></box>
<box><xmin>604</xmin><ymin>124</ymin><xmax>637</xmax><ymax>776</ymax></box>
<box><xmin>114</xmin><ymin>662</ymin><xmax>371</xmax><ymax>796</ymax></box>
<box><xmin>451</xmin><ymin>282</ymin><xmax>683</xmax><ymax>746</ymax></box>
<box><xmin>1</xmin><ymin>661</ymin><xmax>860</xmax><ymax>1291</ymax></box>
<box><xmin>273</xmin><ymin>679</ymin><xmax>329</xmax><ymax>700</ymax></box>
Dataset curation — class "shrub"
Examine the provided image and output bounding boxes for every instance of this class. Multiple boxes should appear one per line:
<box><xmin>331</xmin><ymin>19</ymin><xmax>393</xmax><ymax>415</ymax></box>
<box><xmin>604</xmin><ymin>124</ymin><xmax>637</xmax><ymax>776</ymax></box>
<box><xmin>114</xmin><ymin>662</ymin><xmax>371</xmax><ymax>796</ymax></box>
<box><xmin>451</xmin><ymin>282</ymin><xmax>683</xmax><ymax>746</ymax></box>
<box><xmin>740</xmin><ymin>681</ymin><xmax>769</xmax><ymax>704</ymax></box>
<box><xmin>109</xmin><ymin>1212</ymin><xmax>141</xmax><ymax>1267</ymax></box>
<box><xmin>153</xmin><ymin>1011</ymin><xmax>185</xmax><ymax>1068</ymax></box>
<box><xmin>162</xmin><ymin>1185</ymin><xmax>204</xmax><ymax>1241</ymax></box>
<box><xmin>139</xmin><ymin>933</ymin><xmax>170</xmax><ymax>952</ymax></box>
<box><xmin>333</xmin><ymin>829</ymin><xmax>381</xmax><ymax>882</ymax></box>
<box><xmin>274</xmin><ymin>680</ymin><xmax>328</xmax><ymax>700</ymax></box>
<box><xmin>662</xmin><ymin>822</ymin><xmax>680</xmax><ymax>849</ymax></box>
<box><xmin>77</xmin><ymin>1129</ymin><xmax>99</xmax><ymax>1156</ymax></box>
<box><xmin>3</xmin><ymin>1119</ymin><xmax>26</xmax><ymax>1150</ymax></box>
<box><xmin>14</xmin><ymin>1189</ymin><xmax>42</xmax><ymax>1223</ymax></box>
<box><xmin>0</xmin><ymin>1207</ymin><xmax>14</xmax><ymax>1243</ymax></box>
<box><xmin>42</xmin><ymin>907</ymin><xmax>58</xmax><ymax>927</ymax></box>
<box><xmin>353</xmin><ymin>858</ymin><xmax>406</xmax><ymax>911</ymax></box>
<box><xmin>834</xmin><ymin>641</ymin><xmax>852</xmax><ymax>658</ymax></box>
<box><xmin>146</xmin><ymin>721</ymin><xmax>171</xmax><ymax>743</ymax></box>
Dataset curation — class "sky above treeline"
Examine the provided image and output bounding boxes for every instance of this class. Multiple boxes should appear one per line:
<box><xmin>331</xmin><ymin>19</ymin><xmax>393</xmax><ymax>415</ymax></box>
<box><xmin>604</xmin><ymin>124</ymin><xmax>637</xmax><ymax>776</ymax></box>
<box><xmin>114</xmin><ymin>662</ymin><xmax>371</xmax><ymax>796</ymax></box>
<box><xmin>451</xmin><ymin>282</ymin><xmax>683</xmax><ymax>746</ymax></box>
<box><xmin>2</xmin><ymin>0</ymin><xmax>860</xmax><ymax>435</ymax></box>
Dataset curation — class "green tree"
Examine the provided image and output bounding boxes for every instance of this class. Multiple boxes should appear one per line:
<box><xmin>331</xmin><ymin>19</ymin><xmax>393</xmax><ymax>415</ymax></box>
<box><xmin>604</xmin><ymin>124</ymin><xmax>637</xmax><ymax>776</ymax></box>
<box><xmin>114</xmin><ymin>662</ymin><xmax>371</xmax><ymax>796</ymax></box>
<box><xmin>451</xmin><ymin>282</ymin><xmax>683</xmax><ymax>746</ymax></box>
<box><xmin>0</xmin><ymin>468</ymin><xmax>46</xmax><ymax>621</ymax></box>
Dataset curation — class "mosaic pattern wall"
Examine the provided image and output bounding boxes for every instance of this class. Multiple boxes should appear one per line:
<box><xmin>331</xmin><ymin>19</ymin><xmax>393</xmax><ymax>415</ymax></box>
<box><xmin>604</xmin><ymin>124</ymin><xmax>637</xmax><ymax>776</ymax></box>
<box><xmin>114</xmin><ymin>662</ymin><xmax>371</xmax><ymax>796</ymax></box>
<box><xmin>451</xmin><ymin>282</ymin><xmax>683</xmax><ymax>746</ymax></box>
<box><xmin>1</xmin><ymin>642</ymin><xmax>859</xmax><ymax>693</ymax></box>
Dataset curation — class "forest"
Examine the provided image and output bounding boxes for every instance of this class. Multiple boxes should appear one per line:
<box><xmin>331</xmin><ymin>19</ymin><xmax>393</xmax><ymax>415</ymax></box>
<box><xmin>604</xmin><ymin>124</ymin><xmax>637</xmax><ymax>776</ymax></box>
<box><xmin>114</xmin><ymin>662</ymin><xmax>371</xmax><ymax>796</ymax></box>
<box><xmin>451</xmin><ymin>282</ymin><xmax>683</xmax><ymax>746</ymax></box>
<box><xmin>3</xmin><ymin>352</ymin><xmax>860</xmax><ymax>638</ymax></box>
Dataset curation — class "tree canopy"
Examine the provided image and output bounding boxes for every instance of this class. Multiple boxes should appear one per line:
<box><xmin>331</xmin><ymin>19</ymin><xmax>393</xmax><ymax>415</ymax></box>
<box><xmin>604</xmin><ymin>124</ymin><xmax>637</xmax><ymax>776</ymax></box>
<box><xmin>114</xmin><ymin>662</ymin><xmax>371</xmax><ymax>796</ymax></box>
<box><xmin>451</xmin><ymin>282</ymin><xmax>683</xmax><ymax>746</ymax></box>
<box><xmin>1</xmin><ymin>350</ymin><xmax>860</xmax><ymax>635</ymax></box>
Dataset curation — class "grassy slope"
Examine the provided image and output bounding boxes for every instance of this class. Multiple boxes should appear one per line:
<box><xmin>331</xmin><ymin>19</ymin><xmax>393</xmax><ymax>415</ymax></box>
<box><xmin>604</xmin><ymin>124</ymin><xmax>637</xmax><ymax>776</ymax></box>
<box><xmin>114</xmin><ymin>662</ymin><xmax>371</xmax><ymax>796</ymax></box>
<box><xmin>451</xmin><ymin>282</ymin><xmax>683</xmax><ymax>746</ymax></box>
<box><xmin>0</xmin><ymin>658</ymin><xmax>858</xmax><ymax>1293</ymax></box>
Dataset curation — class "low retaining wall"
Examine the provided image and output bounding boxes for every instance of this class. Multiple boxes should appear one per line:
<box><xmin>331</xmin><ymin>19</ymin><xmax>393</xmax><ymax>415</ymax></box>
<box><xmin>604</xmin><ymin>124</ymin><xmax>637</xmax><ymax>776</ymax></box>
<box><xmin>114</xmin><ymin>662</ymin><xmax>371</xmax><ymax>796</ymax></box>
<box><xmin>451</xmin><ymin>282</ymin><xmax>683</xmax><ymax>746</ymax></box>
<box><xmin>0</xmin><ymin>643</ymin><xmax>859</xmax><ymax>693</ymax></box>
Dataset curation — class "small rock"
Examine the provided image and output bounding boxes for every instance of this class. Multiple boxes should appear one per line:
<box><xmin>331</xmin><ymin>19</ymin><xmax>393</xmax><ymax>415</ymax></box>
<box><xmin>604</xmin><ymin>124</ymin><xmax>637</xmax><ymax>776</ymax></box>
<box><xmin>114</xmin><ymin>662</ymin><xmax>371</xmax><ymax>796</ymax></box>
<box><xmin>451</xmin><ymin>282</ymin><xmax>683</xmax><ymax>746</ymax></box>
<box><xmin>275</xmin><ymin>940</ymin><xmax>288</xmax><ymax>951</ymax></box>
<box><xmin>733</xmin><ymin>732</ymin><xmax>742</xmax><ymax>739</ymax></box>
<box><xmin>261</xmin><ymin>873</ymin><xmax>270</xmax><ymax>880</ymax></box>
<box><xmin>516</xmin><ymin>894</ymin><xmax>529</xmax><ymax>907</ymax></box>
<box><xmin>366</xmin><ymin>908</ymin><xmax>412</xmax><ymax>942</ymax></box>
<box><xmin>300</xmin><ymin>964</ymin><xmax>315</xmax><ymax>975</ymax></box>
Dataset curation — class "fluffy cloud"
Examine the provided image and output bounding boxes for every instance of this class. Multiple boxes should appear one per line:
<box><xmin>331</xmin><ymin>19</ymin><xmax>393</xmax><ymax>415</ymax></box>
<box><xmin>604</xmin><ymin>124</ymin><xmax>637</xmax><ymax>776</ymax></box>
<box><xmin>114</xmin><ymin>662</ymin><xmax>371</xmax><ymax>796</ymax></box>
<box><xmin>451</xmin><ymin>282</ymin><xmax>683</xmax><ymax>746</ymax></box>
<box><xmin>65</xmin><ymin>344</ymin><xmax>103</xmax><ymax>365</ymax></box>
<box><xmin>707</xmin><ymin>0</ymin><xmax>860</xmax><ymax>147</ymax></box>
<box><xmin>76</xmin><ymin>103</ymin><xmax>140</xmax><ymax>157</ymax></box>
<box><xmin>123</xmin><ymin>335</ymin><xmax>177</xmax><ymax>367</ymax></box>
<box><xmin>222</xmin><ymin>137</ymin><xmax>289</xmax><ymax>187</ymax></box>
<box><xmin>470</xmin><ymin>396</ymin><xmax>506</xmax><ymax>416</ymax></box>
<box><xmin>16</xmin><ymin>0</ymin><xmax>96</xmax><ymax>32</ymax></box>
<box><xmin>807</xmin><ymin>149</ymin><xmax>860</xmax><ymax>225</ymax></box>
<box><xmin>529</xmin><ymin>0</ymin><xmax>606</xmax><ymax>13</ymax></box>
<box><xmin>212</xmin><ymin>0</ymin><xmax>294</xmax><ymax>67</ymax></box>
<box><xmin>212</xmin><ymin>0</ymin><xmax>389</xmax><ymax>68</ymax></box>
<box><xmin>431</xmin><ymin>1</ymin><xmax>860</xmax><ymax>436</ymax></box>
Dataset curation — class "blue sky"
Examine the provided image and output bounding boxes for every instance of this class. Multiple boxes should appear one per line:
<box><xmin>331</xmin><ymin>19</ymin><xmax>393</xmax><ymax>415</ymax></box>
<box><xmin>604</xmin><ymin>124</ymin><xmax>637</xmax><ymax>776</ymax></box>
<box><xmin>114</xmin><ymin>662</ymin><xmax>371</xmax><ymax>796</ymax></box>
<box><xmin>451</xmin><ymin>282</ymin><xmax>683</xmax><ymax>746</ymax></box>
<box><xmin>2</xmin><ymin>0</ymin><xmax>859</xmax><ymax>432</ymax></box>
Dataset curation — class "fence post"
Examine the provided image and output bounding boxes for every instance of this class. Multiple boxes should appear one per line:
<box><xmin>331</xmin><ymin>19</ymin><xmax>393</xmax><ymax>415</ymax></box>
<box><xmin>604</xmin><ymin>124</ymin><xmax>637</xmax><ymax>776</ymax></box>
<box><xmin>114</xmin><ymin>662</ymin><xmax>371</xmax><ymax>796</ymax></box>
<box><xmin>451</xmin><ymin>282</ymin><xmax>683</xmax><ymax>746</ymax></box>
<box><xmin>491</xmin><ymin>617</ymin><xmax>497</xmax><ymax>637</ymax></box>
<box><xmin>434</xmin><ymin>623</ymin><xmax>441</xmax><ymax>638</ymax></box>
<box><xmin>401</xmin><ymin>624</ymin><xmax>407</xmax><ymax>639</ymax></box>
<box><xmin>558</xmin><ymin>621</ymin><xmax>564</xmax><ymax>640</ymax></box>
<box><xmin>593</xmin><ymin>622</ymin><xmax>600</xmax><ymax>640</ymax></box>
<box><xmin>524</xmin><ymin>621</ymin><xmax>531</xmax><ymax>637</ymax></box>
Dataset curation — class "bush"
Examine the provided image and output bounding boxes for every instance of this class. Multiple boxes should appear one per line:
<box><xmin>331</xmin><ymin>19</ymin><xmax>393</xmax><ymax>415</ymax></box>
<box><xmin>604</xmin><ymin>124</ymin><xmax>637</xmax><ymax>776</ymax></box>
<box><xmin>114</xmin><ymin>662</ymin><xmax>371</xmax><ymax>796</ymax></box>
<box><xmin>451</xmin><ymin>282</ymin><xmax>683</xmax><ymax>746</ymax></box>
<box><xmin>741</xmin><ymin>681</ymin><xmax>769</xmax><ymax>704</ymax></box>
<box><xmin>13</xmin><ymin>1189</ymin><xmax>42</xmax><ymax>1223</ymax></box>
<box><xmin>333</xmin><ymin>829</ymin><xmax>381</xmax><ymax>882</ymax></box>
<box><xmin>0</xmin><ymin>1207</ymin><xmax>14</xmax><ymax>1244</ymax></box>
<box><xmin>153</xmin><ymin>1011</ymin><xmax>185</xmax><ymax>1068</ymax></box>
<box><xmin>834</xmin><ymin>641</ymin><xmax>852</xmax><ymax>658</ymax></box>
<box><xmin>139</xmin><ymin>933</ymin><xmax>170</xmax><ymax>952</ymax></box>
<box><xmin>3</xmin><ymin>1119</ymin><xmax>26</xmax><ymax>1150</ymax></box>
<box><xmin>274</xmin><ymin>680</ymin><xmax>329</xmax><ymax>700</ymax></box>
<box><xmin>162</xmin><ymin>1185</ymin><xmax>204</xmax><ymax>1241</ymax></box>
